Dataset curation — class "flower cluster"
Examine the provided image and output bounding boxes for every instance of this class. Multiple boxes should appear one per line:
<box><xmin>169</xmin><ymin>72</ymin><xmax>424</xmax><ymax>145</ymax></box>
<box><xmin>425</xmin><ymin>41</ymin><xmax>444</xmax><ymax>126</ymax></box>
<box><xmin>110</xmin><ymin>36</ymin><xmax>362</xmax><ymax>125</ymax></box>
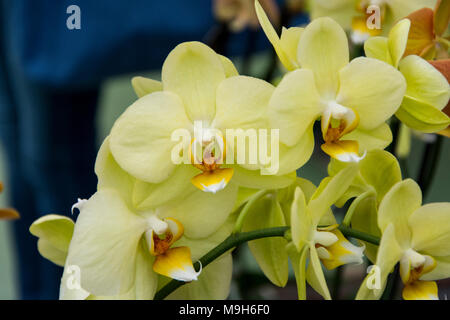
<box><xmin>29</xmin><ymin>0</ymin><xmax>449</xmax><ymax>300</ymax></box>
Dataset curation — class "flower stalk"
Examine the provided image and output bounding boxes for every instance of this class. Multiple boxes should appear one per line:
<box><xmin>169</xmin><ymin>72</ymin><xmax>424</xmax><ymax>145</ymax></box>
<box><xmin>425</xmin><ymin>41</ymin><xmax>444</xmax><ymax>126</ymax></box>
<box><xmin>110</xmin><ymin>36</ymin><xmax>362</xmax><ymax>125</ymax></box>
<box><xmin>155</xmin><ymin>225</ymin><xmax>380</xmax><ymax>299</ymax></box>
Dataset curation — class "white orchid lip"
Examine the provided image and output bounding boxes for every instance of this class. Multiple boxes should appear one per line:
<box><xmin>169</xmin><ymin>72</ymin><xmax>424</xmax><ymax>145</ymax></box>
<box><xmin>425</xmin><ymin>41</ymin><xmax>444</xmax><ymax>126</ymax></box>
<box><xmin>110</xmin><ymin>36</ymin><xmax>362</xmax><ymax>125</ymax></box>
<box><xmin>189</xmin><ymin>129</ymin><xmax>234</xmax><ymax>193</ymax></box>
<box><xmin>400</xmin><ymin>249</ymin><xmax>436</xmax><ymax>285</ymax></box>
<box><xmin>321</xmin><ymin>101</ymin><xmax>359</xmax><ymax>143</ymax></box>
<box><xmin>143</xmin><ymin>217</ymin><xmax>201</xmax><ymax>282</ymax></box>
<box><xmin>314</xmin><ymin>230</ymin><xmax>339</xmax><ymax>247</ymax></box>
<box><xmin>400</xmin><ymin>249</ymin><xmax>439</xmax><ymax>300</ymax></box>
<box><xmin>318</xmin><ymin>101</ymin><xmax>364</xmax><ymax>162</ymax></box>
<box><xmin>315</xmin><ymin>228</ymin><xmax>365</xmax><ymax>270</ymax></box>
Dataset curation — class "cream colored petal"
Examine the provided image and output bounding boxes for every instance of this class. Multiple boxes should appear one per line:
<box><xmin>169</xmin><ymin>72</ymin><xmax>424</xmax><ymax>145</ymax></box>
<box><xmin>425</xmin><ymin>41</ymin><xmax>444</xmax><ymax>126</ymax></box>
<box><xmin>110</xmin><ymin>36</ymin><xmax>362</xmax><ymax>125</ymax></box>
<box><xmin>174</xmin><ymin>212</ymin><xmax>235</xmax><ymax>262</ymax></box>
<box><xmin>421</xmin><ymin>256</ymin><xmax>450</xmax><ymax>281</ymax></box>
<box><xmin>95</xmin><ymin>137</ymin><xmax>135</xmax><ymax>205</ymax></box>
<box><xmin>291</xmin><ymin>187</ymin><xmax>312</xmax><ymax>250</ymax></box>
<box><xmin>29</xmin><ymin>214</ymin><xmax>74</xmax><ymax>266</ymax></box>
<box><xmin>218</xmin><ymin>55</ymin><xmax>239</xmax><ymax>78</ymax></box>
<box><xmin>66</xmin><ymin>189</ymin><xmax>148</xmax><ymax>296</ymax></box>
<box><xmin>109</xmin><ymin>91</ymin><xmax>192</xmax><ymax>184</ymax></box>
<box><xmin>337</xmin><ymin>57</ymin><xmax>406</xmax><ymax>130</ymax></box>
<box><xmin>59</xmin><ymin>263</ymin><xmax>91</xmax><ymax>300</ymax></box>
<box><xmin>232</xmin><ymin>166</ymin><xmax>296</xmax><ymax>189</ymax></box>
<box><xmin>132</xmin><ymin>241</ymin><xmax>159</xmax><ymax>300</ymax></box>
<box><xmin>131</xmin><ymin>76</ymin><xmax>163</xmax><ymax>98</ymax></box>
<box><xmin>306</xmin><ymin>247</ymin><xmax>331</xmax><ymax>300</ymax></box>
<box><xmin>396</xmin><ymin>95</ymin><xmax>450</xmax><ymax>133</ymax></box>
<box><xmin>364</xmin><ymin>37</ymin><xmax>393</xmax><ymax>65</ymax></box>
<box><xmin>358</xmin><ymin>149</ymin><xmax>402</xmax><ymax>202</ymax></box>
<box><xmin>308</xmin><ymin>164</ymin><xmax>359</xmax><ymax>226</ymax></box>
<box><xmin>277</xmin><ymin>127</ymin><xmax>315</xmax><ymax>175</ymax></box>
<box><xmin>342</xmin><ymin>123</ymin><xmax>393</xmax><ymax>153</ymax></box>
<box><xmin>158</xmin><ymin>182</ymin><xmax>238</xmax><ymax>239</ymax></box>
<box><xmin>297</xmin><ymin>17</ymin><xmax>349</xmax><ymax>99</ymax></box>
<box><xmin>162</xmin><ymin>41</ymin><xmax>226</xmax><ymax>122</ymax></box>
<box><xmin>409</xmin><ymin>203</ymin><xmax>450</xmax><ymax>257</ymax></box>
<box><xmin>132</xmin><ymin>165</ymin><xmax>198</xmax><ymax>210</ymax></box>
<box><xmin>268</xmin><ymin>69</ymin><xmax>322</xmax><ymax>146</ymax></box>
<box><xmin>388</xmin><ymin>19</ymin><xmax>411</xmax><ymax>68</ymax></box>
<box><xmin>350</xmin><ymin>194</ymin><xmax>380</xmax><ymax>263</ymax></box>
<box><xmin>214</xmin><ymin>76</ymin><xmax>274</xmax><ymax>130</ymax></box>
<box><xmin>255</xmin><ymin>0</ymin><xmax>297</xmax><ymax>71</ymax></box>
<box><xmin>356</xmin><ymin>223</ymin><xmax>404</xmax><ymax>300</ymax></box>
<box><xmin>279</xmin><ymin>27</ymin><xmax>303</xmax><ymax>68</ymax></box>
<box><xmin>287</xmin><ymin>242</ymin><xmax>308</xmax><ymax>300</ymax></box>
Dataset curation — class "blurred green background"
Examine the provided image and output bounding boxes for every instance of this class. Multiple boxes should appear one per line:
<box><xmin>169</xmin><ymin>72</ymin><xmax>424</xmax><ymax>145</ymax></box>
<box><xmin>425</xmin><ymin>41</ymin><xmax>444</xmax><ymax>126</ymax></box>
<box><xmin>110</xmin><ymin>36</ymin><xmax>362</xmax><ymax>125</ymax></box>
<box><xmin>1</xmin><ymin>55</ymin><xmax>449</xmax><ymax>299</ymax></box>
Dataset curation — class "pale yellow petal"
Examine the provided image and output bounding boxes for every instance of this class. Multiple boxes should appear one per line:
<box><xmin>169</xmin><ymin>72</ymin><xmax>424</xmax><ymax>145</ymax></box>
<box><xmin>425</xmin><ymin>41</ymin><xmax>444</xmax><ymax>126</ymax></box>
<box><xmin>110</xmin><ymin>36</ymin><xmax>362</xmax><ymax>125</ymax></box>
<box><xmin>378</xmin><ymin>179</ymin><xmax>422</xmax><ymax>247</ymax></box>
<box><xmin>388</xmin><ymin>19</ymin><xmax>411</xmax><ymax>68</ymax></box>
<box><xmin>109</xmin><ymin>91</ymin><xmax>192</xmax><ymax>184</ymax></box>
<box><xmin>30</xmin><ymin>214</ymin><xmax>75</xmax><ymax>267</ymax></box>
<box><xmin>268</xmin><ymin>69</ymin><xmax>322</xmax><ymax>146</ymax></box>
<box><xmin>298</xmin><ymin>17</ymin><xmax>349</xmax><ymax>99</ymax></box>
<box><xmin>66</xmin><ymin>189</ymin><xmax>148</xmax><ymax>296</ymax></box>
<box><xmin>214</xmin><ymin>76</ymin><xmax>273</xmax><ymax>130</ymax></box>
<box><xmin>364</xmin><ymin>37</ymin><xmax>393</xmax><ymax>65</ymax></box>
<box><xmin>255</xmin><ymin>0</ymin><xmax>297</xmax><ymax>71</ymax></box>
<box><xmin>158</xmin><ymin>183</ymin><xmax>238</xmax><ymax>239</ymax></box>
<box><xmin>409</xmin><ymin>203</ymin><xmax>450</xmax><ymax>257</ymax></box>
<box><xmin>399</xmin><ymin>55</ymin><xmax>450</xmax><ymax>111</ymax></box>
<box><xmin>162</xmin><ymin>41</ymin><xmax>225</xmax><ymax>122</ymax></box>
<box><xmin>306</xmin><ymin>247</ymin><xmax>331</xmax><ymax>300</ymax></box>
<box><xmin>131</xmin><ymin>76</ymin><xmax>163</xmax><ymax>98</ymax></box>
<box><xmin>356</xmin><ymin>223</ymin><xmax>404</xmax><ymax>300</ymax></box>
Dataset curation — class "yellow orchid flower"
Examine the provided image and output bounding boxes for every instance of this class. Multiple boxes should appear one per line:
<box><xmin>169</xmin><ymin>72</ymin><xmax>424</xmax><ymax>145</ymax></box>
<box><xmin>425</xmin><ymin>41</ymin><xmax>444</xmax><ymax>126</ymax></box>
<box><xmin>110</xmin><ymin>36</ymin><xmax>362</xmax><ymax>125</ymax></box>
<box><xmin>357</xmin><ymin>179</ymin><xmax>450</xmax><ymax>300</ymax></box>
<box><xmin>107</xmin><ymin>41</ymin><xmax>294</xmax><ymax>206</ymax></box>
<box><xmin>29</xmin><ymin>137</ymin><xmax>239</xmax><ymax>299</ymax></box>
<box><xmin>0</xmin><ymin>182</ymin><xmax>19</xmax><ymax>220</ymax></box>
<box><xmin>30</xmin><ymin>213</ymin><xmax>234</xmax><ymax>300</ymax></box>
<box><xmin>288</xmin><ymin>164</ymin><xmax>365</xmax><ymax>300</ymax></box>
<box><xmin>256</xmin><ymin>3</ymin><xmax>406</xmax><ymax>164</ymax></box>
<box><xmin>403</xmin><ymin>0</ymin><xmax>450</xmax><ymax>60</ymax></box>
<box><xmin>307</xmin><ymin>0</ymin><xmax>437</xmax><ymax>42</ymax></box>
<box><xmin>365</xmin><ymin>19</ymin><xmax>450</xmax><ymax>133</ymax></box>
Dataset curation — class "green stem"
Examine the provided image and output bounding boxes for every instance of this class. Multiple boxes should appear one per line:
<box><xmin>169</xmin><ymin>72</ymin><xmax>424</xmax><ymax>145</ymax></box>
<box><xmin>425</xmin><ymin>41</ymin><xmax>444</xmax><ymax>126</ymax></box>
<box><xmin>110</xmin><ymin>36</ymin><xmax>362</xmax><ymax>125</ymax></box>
<box><xmin>154</xmin><ymin>225</ymin><xmax>380</xmax><ymax>300</ymax></box>
<box><xmin>338</xmin><ymin>225</ymin><xmax>380</xmax><ymax>246</ymax></box>
<box><xmin>233</xmin><ymin>189</ymin><xmax>270</xmax><ymax>233</ymax></box>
